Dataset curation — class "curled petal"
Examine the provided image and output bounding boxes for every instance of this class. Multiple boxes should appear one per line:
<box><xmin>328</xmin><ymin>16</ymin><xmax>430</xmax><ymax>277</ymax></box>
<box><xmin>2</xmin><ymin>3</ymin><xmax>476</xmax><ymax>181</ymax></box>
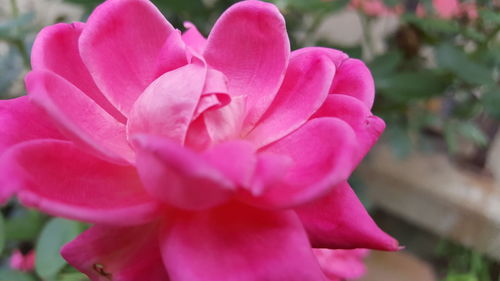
<box><xmin>245</xmin><ymin>118</ymin><xmax>357</xmax><ymax>208</ymax></box>
<box><xmin>161</xmin><ymin>203</ymin><xmax>326</xmax><ymax>281</ymax></box>
<box><xmin>330</xmin><ymin>59</ymin><xmax>375</xmax><ymax>109</ymax></box>
<box><xmin>62</xmin><ymin>223</ymin><xmax>169</xmax><ymax>281</ymax></box>
<box><xmin>127</xmin><ymin>63</ymin><xmax>206</xmax><ymax>144</ymax></box>
<box><xmin>247</xmin><ymin>48</ymin><xmax>335</xmax><ymax>147</ymax></box>
<box><xmin>25</xmin><ymin>70</ymin><xmax>134</xmax><ymax>164</ymax></box>
<box><xmin>80</xmin><ymin>0</ymin><xmax>176</xmax><ymax>115</ymax></box>
<box><xmin>296</xmin><ymin>182</ymin><xmax>399</xmax><ymax>251</ymax></box>
<box><xmin>31</xmin><ymin>22</ymin><xmax>125</xmax><ymax>122</ymax></box>
<box><xmin>204</xmin><ymin>0</ymin><xmax>290</xmax><ymax>131</ymax></box>
<box><xmin>1</xmin><ymin>140</ymin><xmax>161</xmax><ymax>225</ymax></box>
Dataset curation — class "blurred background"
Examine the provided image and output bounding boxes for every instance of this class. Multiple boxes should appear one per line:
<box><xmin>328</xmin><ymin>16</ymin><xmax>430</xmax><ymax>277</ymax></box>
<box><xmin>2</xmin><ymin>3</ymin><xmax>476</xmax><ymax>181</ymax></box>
<box><xmin>0</xmin><ymin>0</ymin><xmax>499</xmax><ymax>280</ymax></box>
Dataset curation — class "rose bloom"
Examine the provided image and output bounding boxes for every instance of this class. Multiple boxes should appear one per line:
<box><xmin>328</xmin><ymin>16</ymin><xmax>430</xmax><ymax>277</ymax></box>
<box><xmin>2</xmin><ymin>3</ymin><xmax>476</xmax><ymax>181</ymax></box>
<box><xmin>0</xmin><ymin>0</ymin><xmax>398</xmax><ymax>280</ymax></box>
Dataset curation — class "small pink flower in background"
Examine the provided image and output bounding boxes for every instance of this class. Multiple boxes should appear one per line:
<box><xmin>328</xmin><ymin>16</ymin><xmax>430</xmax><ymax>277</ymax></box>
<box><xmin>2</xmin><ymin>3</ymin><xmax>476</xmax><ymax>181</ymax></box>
<box><xmin>0</xmin><ymin>0</ymin><xmax>397</xmax><ymax>280</ymax></box>
<box><xmin>350</xmin><ymin>0</ymin><xmax>402</xmax><ymax>16</ymax></box>
<box><xmin>10</xmin><ymin>250</ymin><xmax>36</xmax><ymax>272</ymax></box>
<box><xmin>314</xmin><ymin>249</ymin><xmax>369</xmax><ymax>281</ymax></box>
<box><xmin>416</xmin><ymin>0</ymin><xmax>478</xmax><ymax>20</ymax></box>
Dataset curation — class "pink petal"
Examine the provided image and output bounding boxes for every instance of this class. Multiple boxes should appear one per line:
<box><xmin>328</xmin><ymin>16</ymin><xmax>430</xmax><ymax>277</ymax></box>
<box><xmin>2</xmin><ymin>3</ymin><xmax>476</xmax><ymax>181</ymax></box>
<box><xmin>292</xmin><ymin>47</ymin><xmax>348</xmax><ymax>68</ymax></box>
<box><xmin>203</xmin><ymin>95</ymin><xmax>247</xmax><ymax>144</ymax></box>
<box><xmin>244</xmin><ymin>117</ymin><xmax>357</xmax><ymax>208</ymax></box>
<box><xmin>161</xmin><ymin>203</ymin><xmax>326</xmax><ymax>281</ymax></box>
<box><xmin>296</xmin><ymin>182</ymin><xmax>399</xmax><ymax>251</ymax></box>
<box><xmin>246</xmin><ymin>48</ymin><xmax>335</xmax><ymax>147</ymax></box>
<box><xmin>155</xmin><ymin>30</ymin><xmax>189</xmax><ymax>77</ymax></box>
<box><xmin>31</xmin><ymin>22</ymin><xmax>125</xmax><ymax>123</ymax></box>
<box><xmin>133</xmin><ymin>135</ymin><xmax>235</xmax><ymax>210</ymax></box>
<box><xmin>25</xmin><ymin>70</ymin><xmax>134</xmax><ymax>164</ymax></box>
<box><xmin>79</xmin><ymin>0</ymin><xmax>176</xmax><ymax>115</ymax></box>
<box><xmin>313</xmin><ymin>94</ymin><xmax>385</xmax><ymax>164</ymax></box>
<box><xmin>314</xmin><ymin>249</ymin><xmax>368</xmax><ymax>281</ymax></box>
<box><xmin>61</xmin><ymin>223</ymin><xmax>169</xmax><ymax>281</ymax></box>
<box><xmin>127</xmin><ymin>63</ymin><xmax>206</xmax><ymax>144</ymax></box>
<box><xmin>202</xmin><ymin>140</ymin><xmax>256</xmax><ymax>187</ymax></box>
<box><xmin>0</xmin><ymin>96</ymin><xmax>64</xmax><ymax>153</ymax></box>
<box><xmin>1</xmin><ymin>140</ymin><xmax>160</xmax><ymax>225</ymax></box>
<box><xmin>204</xmin><ymin>0</ymin><xmax>290</xmax><ymax>131</ymax></box>
<box><xmin>182</xmin><ymin>22</ymin><xmax>207</xmax><ymax>54</ymax></box>
<box><xmin>330</xmin><ymin>59</ymin><xmax>375</xmax><ymax>109</ymax></box>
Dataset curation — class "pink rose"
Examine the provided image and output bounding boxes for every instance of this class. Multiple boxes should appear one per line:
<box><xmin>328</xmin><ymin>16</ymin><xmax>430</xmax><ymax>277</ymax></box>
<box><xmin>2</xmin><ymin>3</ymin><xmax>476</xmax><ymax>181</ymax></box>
<box><xmin>314</xmin><ymin>249</ymin><xmax>369</xmax><ymax>281</ymax></box>
<box><xmin>350</xmin><ymin>0</ymin><xmax>403</xmax><ymax>17</ymax></box>
<box><xmin>0</xmin><ymin>0</ymin><xmax>398</xmax><ymax>280</ymax></box>
<box><xmin>417</xmin><ymin>0</ymin><xmax>478</xmax><ymax>20</ymax></box>
<box><xmin>10</xmin><ymin>250</ymin><xmax>36</xmax><ymax>272</ymax></box>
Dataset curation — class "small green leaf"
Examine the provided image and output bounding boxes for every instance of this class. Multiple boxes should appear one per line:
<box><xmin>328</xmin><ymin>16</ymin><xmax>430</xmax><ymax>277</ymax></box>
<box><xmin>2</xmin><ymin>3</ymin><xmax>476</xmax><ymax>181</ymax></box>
<box><xmin>35</xmin><ymin>218</ymin><xmax>82</xmax><ymax>280</ymax></box>
<box><xmin>369</xmin><ymin>51</ymin><xmax>402</xmax><ymax>79</ymax></box>
<box><xmin>436</xmin><ymin>44</ymin><xmax>493</xmax><ymax>85</ymax></box>
<box><xmin>58</xmin><ymin>272</ymin><xmax>88</xmax><ymax>281</ymax></box>
<box><xmin>482</xmin><ymin>87</ymin><xmax>500</xmax><ymax>119</ymax></box>
<box><xmin>377</xmin><ymin>70</ymin><xmax>450</xmax><ymax>101</ymax></box>
<box><xmin>5</xmin><ymin>209</ymin><xmax>44</xmax><ymax>240</ymax></box>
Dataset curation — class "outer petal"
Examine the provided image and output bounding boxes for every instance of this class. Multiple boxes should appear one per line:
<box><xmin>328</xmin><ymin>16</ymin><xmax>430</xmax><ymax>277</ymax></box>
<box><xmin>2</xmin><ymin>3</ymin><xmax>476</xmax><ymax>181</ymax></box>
<box><xmin>31</xmin><ymin>22</ymin><xmax>125</xmax><ymax>122</ymax></box>
<box><xmin>292</xmin><ymin>47</ymin><xmax>348</xmax><ymax>68</ymax></box>
<box><xmin>0</xmin><ymin>96</ymin><xmax>63</xmax><ymax>154</ymax></box>
<box><xmin>155</xmin><ymin>30</ymin><xmax>189</xmax><ymax>77</ymax></box>
<box><xmin>182</xmin><ymin>22</ymin><xmax>207</xmax><ymax>54</ymax></box>
<box><xmin>204</xmin><ymin>0</ymin><xmax>290</xmax><ymax>131</ymax></box>
<box><xmin>246</xmin><ymin>49</ymin><xmax>335</xmax><ymax>147</ymax></box>
<box><xmin>296</xmin><ymin>182</ymin><xmax>399</xmax><ymax>251</ymax></box>
<box><xmin>25</xmin><ymin>70</ymin><xmax>134</xmax><ymax>164</ymax></box>
<box><xmin>127</xmin><ymin>63</ymin><xmax>206</xmax><ymax>144</ymax></box>
<box><xmin>313</xmin><ymin>94</ymin><xmax>385</xmax><ymax>164</ymax></box>
<box><xmin>61</xmin><ymin>223</ymin><xmax>169</xmax><ymax>281</ymax></box>
<box><xmin>161</xmin><ymin>203</ymin><xmax>326</xmax><ymax>281</ymax></box>
<box><xmin>133</xmin><ymin>135</ymin><xmax>237</xmax><ymax>210</ymax></box>
<box><xmin>330</xmin><ymin>59</ymin><xmax>375</xmax><ymax>109</ymax></box>
<box><xmin>245</xmin><ymin>118</ymin><xmax>357</xmax><ymax>208</ymax></box>
<box><xmin>0</xmin><ymin>96</ymin><xmax>64</xmax><ymax>203</ymax></box>
<box><xmin>0</xmin><ymin>140</ymin><xmax>160</xmax><ymax>225</ymax></box>
<box><xmin>80</xmin><ymin>0</ymin><xmax>176</xmax><ymax>115</ymax></box>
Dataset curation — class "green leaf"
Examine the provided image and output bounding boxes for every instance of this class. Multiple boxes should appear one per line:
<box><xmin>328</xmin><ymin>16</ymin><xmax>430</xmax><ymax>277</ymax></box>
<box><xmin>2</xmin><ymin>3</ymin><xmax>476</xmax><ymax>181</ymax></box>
<box><xmin>369</xmin><ymin>51</ymin><xmax>402</xmax><ymax>79</ymax></box>
<box><xmin>436</xmin><ymin>44</ymin><xmax>493</xmax><ymax>85</ymax></box>
<box><xmin>0</xmin><ymin>267</ymin><xmax>35</xmax><ymax>281</ymax></box>
<box><xmin>5</xmin><ymin>209</ymin><xmax>44</xmax><ymax>240</ymax></box>
<box><xmin>457</xmin><ymin>122</ymin><xmax>488</xmax><ymax>147</ymax></box>
<box><xmin>58</xmin><ymin>272</ymin><xmax>88</xmax><ymax>281</ymax></box>
<box><xmin>479</xmin><ymin>10</ymin><xmax>500</xmax><ymax>25</ymax></box>
<box><xmin>376</xmin><ymin>70</ymin><xmax>450</xmax><ymax>101</ymax></box>
<box><xmin>403</xmin><ymin>14</ymin><xmax>460</xmax><ymax>34</ymax></box>
<box><xmin>35</xmin><ymin>219</ymin><xmax>82</xmax><ymax>280</ymax></box>
<box><xmin>481</xmin><ymin>87</ymin><xmax>500</xmax><ymax>119</ymax></box>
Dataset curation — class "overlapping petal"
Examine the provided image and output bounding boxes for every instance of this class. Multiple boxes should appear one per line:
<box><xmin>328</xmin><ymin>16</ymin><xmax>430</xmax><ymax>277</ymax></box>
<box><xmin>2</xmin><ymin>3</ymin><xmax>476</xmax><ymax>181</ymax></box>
<box><xmin>246</xmin><ymin>49</ymin><xmax>335</xmax><ymax>147</ymax></box>
<box><xmin>62</xmin><ymin>223</ymin><xmax>169</xmax><ymax>281</ymax></box>
<box><xmin>128</xmin><ymin>63</ymin><xmax>206</xmax><ymax>144</ymax></box>
<box><xmin>204</xmin><ymin>0</ymin><xmax>290</xmax><ymax>131</ymax></box>
<box><xmin>182</xmin><ymin>22</ymin><xmax>207</xmax><ymax>54</ymax></box>
<box><xmin>245</xmin><ymin>117</ymin><xmax>357</xmax><ymax>208</ymax></box>
<box><xmin>330</xmin><ymin>59</ymin><xmax>375</xmax><ymax>109</ymax></box>
<box><xmin>25</xmin><ymin>70</ymin><xmax>134</xmax><ymax>164</ymax></box>
<box><xmin>79</xmin><ymin>0</ymin><xmax>177</xmax><ymax>115</ymax></box>
<box><xmin>296</xmin><ymin>182</ymin><xmax>399</xmax><ymax>250</ymax></box>
<box><xmin>161</xmin><ymin>203</ymin><xmax>326</xmax><ymax>281</ymax></box>
<box><xmin>1</xmin><ymin>140</ymin><xmax>160</xmax><ymax>225</ymax></box>
<box><xmin>313</xmin><ymin>94</ymin><xmax>385</xmax><ymax>164</ymax></box>
<box><xmin>134</xmin><ymin>135</ymin><xmax>244</xmax><ymax>210</ymax></box>
<box><xmin>31</xmin><ymin>22</ymin><xmax>125</xmax><ymax>122</ymax></box>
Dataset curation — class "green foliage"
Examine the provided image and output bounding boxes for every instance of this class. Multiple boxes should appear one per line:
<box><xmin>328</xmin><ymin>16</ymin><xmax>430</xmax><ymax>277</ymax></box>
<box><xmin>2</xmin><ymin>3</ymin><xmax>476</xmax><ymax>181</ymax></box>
<box><xmin>0</xmin><ymin>213</ymin><xmax>5</xmax><ymax>255</ymax></box>
<box><xmin>35</xmin><ymin>219</ymin><xmax>82</xmax><ymax>280</ymax></box>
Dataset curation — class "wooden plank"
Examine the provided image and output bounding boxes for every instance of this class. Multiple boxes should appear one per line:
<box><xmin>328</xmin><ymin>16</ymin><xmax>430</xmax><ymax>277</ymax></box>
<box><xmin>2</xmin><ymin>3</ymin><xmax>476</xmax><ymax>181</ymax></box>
<box><xmin>358</xmin><ymin>145</ymin><xmax>500</xmax><ymax>261</ymax></box>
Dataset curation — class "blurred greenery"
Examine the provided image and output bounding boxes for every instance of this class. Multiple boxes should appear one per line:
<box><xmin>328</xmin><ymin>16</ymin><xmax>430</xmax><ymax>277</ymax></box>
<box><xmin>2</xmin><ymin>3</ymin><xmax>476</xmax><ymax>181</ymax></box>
<box><xmin>0</xmin><ymin>0</ymin><xmax>498</xmax><ymax>280</ymax></box>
